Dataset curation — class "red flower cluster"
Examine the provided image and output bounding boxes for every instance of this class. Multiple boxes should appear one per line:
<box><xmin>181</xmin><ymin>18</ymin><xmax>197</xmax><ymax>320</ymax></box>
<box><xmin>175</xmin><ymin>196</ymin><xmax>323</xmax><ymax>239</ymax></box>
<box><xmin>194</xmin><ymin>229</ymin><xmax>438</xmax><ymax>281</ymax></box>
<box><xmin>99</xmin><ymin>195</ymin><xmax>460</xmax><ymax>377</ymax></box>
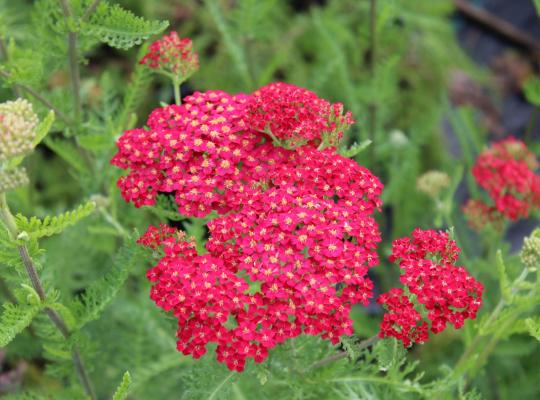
<box><xmin>471</xmin><ymin>137</ymin><xmax>540</xmax><ymax>221</ymax></box>
<box><xmin>248</xmin><ymin>82</ymin><xmax>353</xmax><ymax>148</ymax></box>
<box><xmin>114</xmin><ymin>81</ymin><xmax>385</xmax><ymax>370</ymax></box>
<box><xmin>378</xmin><ymin>229</ymin><xmax>483</xmax><ymax>347</ymax></box>
<box><xmin>140</xmin><ymin>32</ymin><xmax>199</xmax><ymax>79</ymax></box>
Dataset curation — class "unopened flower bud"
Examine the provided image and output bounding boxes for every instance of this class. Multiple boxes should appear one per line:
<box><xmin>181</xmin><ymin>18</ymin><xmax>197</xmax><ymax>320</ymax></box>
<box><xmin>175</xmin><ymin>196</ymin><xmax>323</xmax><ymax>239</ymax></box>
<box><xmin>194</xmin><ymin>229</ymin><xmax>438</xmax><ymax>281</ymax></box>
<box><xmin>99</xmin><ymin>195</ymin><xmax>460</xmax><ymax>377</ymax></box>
<box><xmin>521</xmin><ymin>229</ymin><xmax>540</xmax><ymax>272</ymax></box>
<box><xmin>0</xmin><ymin>98</ymin><xmax>38</xmax><ymax>162</ymax></box>
<box><xmin>416</xmin><ymin>170</ymin><xmax>450</xmax><ymax>198</ymax></box>
<box><xmin>0</xmin><ymin>167</ymin><xmax>29</xmax><ymax>193</ymax></box>
<box><xmin>389</xmin><ymin>130</ymin><xmax>408</xmax><ymax>149</ymax></box>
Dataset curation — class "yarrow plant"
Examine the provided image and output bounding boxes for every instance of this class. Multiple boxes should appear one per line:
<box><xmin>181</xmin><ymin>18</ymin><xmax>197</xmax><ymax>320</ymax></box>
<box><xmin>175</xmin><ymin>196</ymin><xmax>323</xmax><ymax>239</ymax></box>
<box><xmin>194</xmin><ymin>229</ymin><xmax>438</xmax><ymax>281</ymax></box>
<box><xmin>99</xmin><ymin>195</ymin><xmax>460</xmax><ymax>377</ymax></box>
<box><xmin>111</xmin><ymin>33</ymin><xmax>483</xmax><ymax>372</ymax></box>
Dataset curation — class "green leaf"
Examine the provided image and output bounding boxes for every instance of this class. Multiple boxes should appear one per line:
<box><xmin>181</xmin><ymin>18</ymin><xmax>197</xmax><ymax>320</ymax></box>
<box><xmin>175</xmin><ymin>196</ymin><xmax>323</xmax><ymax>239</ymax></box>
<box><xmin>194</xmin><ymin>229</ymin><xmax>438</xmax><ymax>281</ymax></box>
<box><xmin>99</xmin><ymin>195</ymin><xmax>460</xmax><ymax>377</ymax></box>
<box><xmin>535</xmin><ymin>0</ymin><xmax>540</xmax><ymax>15</ymax></box>
<box><xmin>117</xmin><ymin>46</ymin><xmax>152</xmax><ymax>131</ymax></box>
<box><xmin>523</xmin><ymin>76</ymin><xmax>540</xmax><ymax>106</ymax></box>
<box><xmin>525</xmin><ymin>317</ymin><xmax>540</xmax><ymax>341</ymax></box>
<box><xmin>82</xmin><ymin>2</ymin><xmax>168</xmax><ymax>50</ymax></box>
<box><xmin>338</xmin><ymin>140</ymin><xmax>372</xmax><ymax>158</ymax></box>
<box><xmin>373</xmin><ymin>337</ymin><xmax>406</xmax><ymax>372</ymax></box>
<box><xmin>0</xmin><ymin>301</ymin><xmax>42</xmax><ymax>347</ymax></box>
<box><xmin>112</xmin><ymin>371</ymin><xmax>132</xmax><ymax>400</ymax></box>
<box><xmin>15</xmin><ymin>201</ymin><xmax>96</xmax><ymax>239</ymax></box>
<box><xmin>72</xmin><ymin>238</ymin><xmax>141</xmax><ymax>330</ymax></box>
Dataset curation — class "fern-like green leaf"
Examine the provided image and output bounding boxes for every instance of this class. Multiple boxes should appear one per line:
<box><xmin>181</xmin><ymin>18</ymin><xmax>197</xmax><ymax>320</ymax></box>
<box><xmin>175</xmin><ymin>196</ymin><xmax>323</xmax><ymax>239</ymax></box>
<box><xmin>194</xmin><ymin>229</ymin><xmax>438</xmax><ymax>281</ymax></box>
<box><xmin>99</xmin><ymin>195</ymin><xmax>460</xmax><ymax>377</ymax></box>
<box><xmin>15</xmin><ymin>201</ymin><xmax>96</xmax><ymax>239</ymax></box>
<box><xmin>83</xmin><ymin>2</ymin><xmax>168</xmax><ymax>50</ymax></box>
<box><xmin>117</xmin><ymin>46</ymin><xmax>151</xmax><ymax>130</ymax></box>
<box><xmin>0</xmin><ymin>301</ymin><xmax>42</xmax><ymax>347</ymax></box>
<box><xmin>72</xmin><ymin>238</ymin><xmax>141</xmax><ymax>330</ymax></box>
<box><xmin>112</xmin><ymin>372</ymin><xmax>132</xmax><ymax>400</ymax></box>
<box><xmin>525</xmin><ymin>317</ymin><xmax>540</xmax><ymax>341</ymax></box>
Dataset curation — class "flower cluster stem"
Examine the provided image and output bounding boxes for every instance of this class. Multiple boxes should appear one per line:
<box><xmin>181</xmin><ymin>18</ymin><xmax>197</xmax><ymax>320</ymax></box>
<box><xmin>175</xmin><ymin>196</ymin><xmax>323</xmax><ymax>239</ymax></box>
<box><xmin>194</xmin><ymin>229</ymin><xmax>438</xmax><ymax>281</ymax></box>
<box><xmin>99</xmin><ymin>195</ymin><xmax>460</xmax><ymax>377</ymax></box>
<box><xmin>173</xmin><ymin>79</ymin><xmax>182</xmax><ymax>105</ymax></box>
<box><xmin>308</xmin><ymin>335</ymin><xmax>380</xmax><ymax>371</ymax></box>
<box><xmin>0</xmin><ymin>193</ymin><xmax>96</xmax><ymax>400</ymax></box>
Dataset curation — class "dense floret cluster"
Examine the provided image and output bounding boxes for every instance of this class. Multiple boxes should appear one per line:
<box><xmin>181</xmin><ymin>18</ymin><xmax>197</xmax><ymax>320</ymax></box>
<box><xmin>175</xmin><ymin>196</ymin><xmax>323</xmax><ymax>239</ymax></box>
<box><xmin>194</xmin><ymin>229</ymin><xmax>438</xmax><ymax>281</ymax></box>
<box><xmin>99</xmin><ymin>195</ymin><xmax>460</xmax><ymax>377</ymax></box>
<box><xmin>0</xmin><ymin>98</ymin><xmax>38</xmax><ymax>162</ymax></box>
<box><xmin>471</xmin><ymin>137</ymin><xmax>540</xmax><ymax>220</ymax></box>
<box><xmin>115</xmin><ymin>77</ymin><xmax>385</xmax><ymax>370</ymax></box>
<box><xmin>378</xmin><ymin>229</ymin><xmax>483</xmax><ymax>347</ymax></box>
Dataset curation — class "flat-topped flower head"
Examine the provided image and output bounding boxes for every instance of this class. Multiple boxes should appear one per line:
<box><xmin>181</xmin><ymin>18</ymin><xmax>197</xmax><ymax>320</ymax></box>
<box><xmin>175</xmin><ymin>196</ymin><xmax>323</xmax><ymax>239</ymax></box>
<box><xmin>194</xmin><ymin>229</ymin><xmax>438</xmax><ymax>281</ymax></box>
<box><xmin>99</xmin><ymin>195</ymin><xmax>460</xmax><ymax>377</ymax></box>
<box><xmin>0</xmin><ymin>98</ymin><xmax>38</xmax><ymax>162</ymax></box>
<box><xmin>379</xmin><ymin>228</ymin><xmax>483</xmax><ymax>347</ymax></box>
<box><xmin>472</xmin><ymin>137</ymin><xmax>540</xmax><ymax>220</ymax></box>
<box><xmin>140</xmin><ymin>32</ymin><xmax>199</xmax><ymax>82</ymax></box>
<box><xmin>247</xmin><ymin>82</ymin><xmax>353</xmax><ymax>149</ymax></box>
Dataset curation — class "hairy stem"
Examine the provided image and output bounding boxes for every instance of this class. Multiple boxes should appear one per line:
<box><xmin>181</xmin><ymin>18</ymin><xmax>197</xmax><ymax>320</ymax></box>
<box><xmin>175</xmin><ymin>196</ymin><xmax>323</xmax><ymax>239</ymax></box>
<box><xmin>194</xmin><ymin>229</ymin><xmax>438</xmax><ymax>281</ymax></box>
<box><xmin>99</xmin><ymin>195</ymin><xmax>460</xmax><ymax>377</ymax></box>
<box><xmin>0</xmin><ymin>193</ymin><xmax>96</xmax><ymax>400</ymax></box>
<box><xmin>0</xmin><ymin>70</ymin><xmax>72</xmax><ymax>124</ymax></box>
<box><xmin>81</xmin><ymin>0</ymin><xmax>102</xmax><ymax>21</ymax></box>
<box><xmin>308</xmin><ymin>335</ymin><xmax>380</xmax><ymax>370</ymax></box>
<box><xmin>58</xmin><ymin>0</ymin><xmax>82</xmax><ymax>122</ymax></box>
<box><xmin>173</xmin><ymin>79</ymin><xmax>182</xmax><ymax>105</ymax></box>
<box><xmin>368</xmin><ymin>0</ymin><xmax>377</xmax><ymax>141</ymax></box>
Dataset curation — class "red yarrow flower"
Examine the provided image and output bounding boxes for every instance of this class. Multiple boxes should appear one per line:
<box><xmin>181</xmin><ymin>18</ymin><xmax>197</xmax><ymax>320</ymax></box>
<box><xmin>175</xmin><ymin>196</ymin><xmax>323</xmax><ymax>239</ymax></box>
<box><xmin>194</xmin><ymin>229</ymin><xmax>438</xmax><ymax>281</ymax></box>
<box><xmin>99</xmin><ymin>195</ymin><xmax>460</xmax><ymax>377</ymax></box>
<box><xmin>472</xmin><ymin>137</ymin><xmax>540</xmax><ymax>220</ymax></box>
<box><xmin>378</xmin><ymin>229</ymin><xmax>483</xmax><ymax>347</ymax></box>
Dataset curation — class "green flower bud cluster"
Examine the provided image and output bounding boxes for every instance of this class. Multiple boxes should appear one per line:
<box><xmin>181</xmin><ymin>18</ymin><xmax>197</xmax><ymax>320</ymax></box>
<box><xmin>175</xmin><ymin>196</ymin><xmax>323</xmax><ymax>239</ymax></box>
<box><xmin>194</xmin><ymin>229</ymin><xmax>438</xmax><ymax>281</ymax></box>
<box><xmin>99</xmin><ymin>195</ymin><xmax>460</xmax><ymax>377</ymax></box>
<box><xmin>521</xmin><ymin>229</ymin><xmax>540</xmax><ymax>272</ymax></box>
<box><xmin>0</xmin><ymin>167</ymin><xmax>29</xmax><ymax>193</ymax></box>
<box><xmin>416</xmin><ymin>170</ymin><xmax>450</xmax><ymax>199</ymax></box>
<box><xmin>0</xmin><ymin>98</ymin><xmax>38</xmax><ymax>162</ymax></box>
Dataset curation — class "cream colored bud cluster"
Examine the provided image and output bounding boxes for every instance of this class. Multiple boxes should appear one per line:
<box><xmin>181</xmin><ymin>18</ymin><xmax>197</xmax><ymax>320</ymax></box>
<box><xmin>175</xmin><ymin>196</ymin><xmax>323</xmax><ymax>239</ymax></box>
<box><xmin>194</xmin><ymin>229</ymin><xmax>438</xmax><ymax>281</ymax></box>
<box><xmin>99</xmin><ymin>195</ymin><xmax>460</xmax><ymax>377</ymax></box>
<box><xmin>416</xmin><ymin>170</ymin><xmax>450</xmax><ymax>198</ymax></box>
<box><xmin>0</xmin><ymin>98</ymin><xmax>38</xmax><ymax>163</ymax></box>
<box><xmin>0</xmin><ymin>167</ymin><xmax>29</xmax><ymax>193</ymax></box>
<box><xmin>521</xmin><ymin>229</ymin><xmax>540</xmax><ymax>272</ymax></box>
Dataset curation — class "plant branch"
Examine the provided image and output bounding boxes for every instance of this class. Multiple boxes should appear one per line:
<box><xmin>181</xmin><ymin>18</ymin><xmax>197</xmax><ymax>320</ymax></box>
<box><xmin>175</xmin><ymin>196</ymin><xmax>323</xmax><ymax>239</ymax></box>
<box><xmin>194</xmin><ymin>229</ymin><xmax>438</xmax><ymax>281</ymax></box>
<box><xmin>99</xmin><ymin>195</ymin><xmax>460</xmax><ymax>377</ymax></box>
<box><xmin>58</xmin><ymin>0</ymin><xmax>82</xmax><ymax>122</ymax></box>
<box><xmin>0</xmin><ymin>70</ymin><xmax>72</xmax><ymax>124</ymax></box>
<box><xmin>0</xmin><ymin>193</ymin><xmax>96</xmax><ymax>400</ymax></box>
<box><xmin>308</xmin><ymin>335</ymin><xmax>380</xmax><ymax>370</ymax></box>
<box><xmin>368</xmin><ymin>0</ymin><xmax>377</xmax><ymax>141</ymax></box>
<box><xmin>81</xmin><ymin>0</ymin><xmax>102</xmax><ymax>22</ymax></box>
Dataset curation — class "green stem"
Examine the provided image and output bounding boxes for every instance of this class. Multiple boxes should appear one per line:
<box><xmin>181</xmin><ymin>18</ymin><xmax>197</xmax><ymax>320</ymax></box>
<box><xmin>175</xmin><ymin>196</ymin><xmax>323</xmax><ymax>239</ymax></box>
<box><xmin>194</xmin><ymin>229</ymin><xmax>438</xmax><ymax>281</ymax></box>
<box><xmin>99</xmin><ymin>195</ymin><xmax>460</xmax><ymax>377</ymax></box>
<box><xmin>0</xmin><ymin>193</ymin><xmax>96</xmax><ymax>400</ymax></box>
<box><xmin>81</xmin><ymin>0</ymin><xmax>102</xmax><ymax>21</ymax></box>
<box><xmin>368</xmin><ymin>0</ymin><xmax>377</xmax><ymax>142</ymax></box>
<box><xmin>58</xmin><ymin>0</ymin><xmax>82</xmax><ymax>122</ymax></box>
<box><xmin>308</xmin><ymin>335</ymin><xmax>380</xmax><ymax>370</ymax></box>
<box><xmin>173</xmin><ymin>79</ymin><xmax>181</xmax><ymax>105</ymax></box>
